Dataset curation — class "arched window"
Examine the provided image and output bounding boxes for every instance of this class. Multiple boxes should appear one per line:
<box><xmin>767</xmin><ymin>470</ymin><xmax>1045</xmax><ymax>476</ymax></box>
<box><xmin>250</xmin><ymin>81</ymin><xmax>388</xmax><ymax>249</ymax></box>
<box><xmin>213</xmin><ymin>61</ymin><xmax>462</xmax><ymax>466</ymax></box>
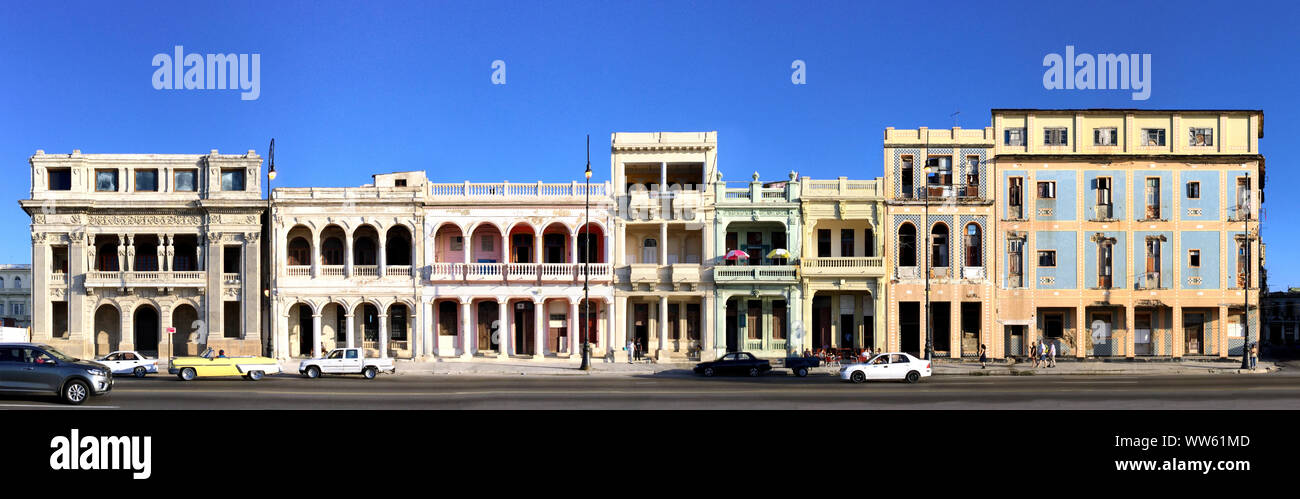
<box><xmin>931</xmin><ymin>223</ymin><xmax>950</xmax><ymax>268</ymax></box>
<box><xmin>287</xmin><ymin>238</ymin><xmax>310</xmax><ymax>266</ymax></box>
<box><xmin>0</xmin><ymin>277</ymin><xmax>4</xmax><ymax>289</ymax></box>
<box><xmin>354</xmin><ymin>238</ymin><xmax>377</xmax><ymax>266</ymax></box>
<box><xmin>642</xmin><ymin>238</ymin><xmax>658</xmax><ymax>264</ymax></box>
<box><xmin>322</xmin><ymin>238</ymin><xmax>344</xmax><ymax>265</ymax></box>
<box><xmin>898</xmin><ymin>223</ymin><xmax>916</xmax><ymax>267</ymax></box>
<box><xmin>964</xmin><ymin>223</ymin><xmax>982</xmax><ymax>267</ymax></box>
<box><xmin>13</xmin><ymin>277</ymin><xmax>20</xmax><ymax>288</ymax></box>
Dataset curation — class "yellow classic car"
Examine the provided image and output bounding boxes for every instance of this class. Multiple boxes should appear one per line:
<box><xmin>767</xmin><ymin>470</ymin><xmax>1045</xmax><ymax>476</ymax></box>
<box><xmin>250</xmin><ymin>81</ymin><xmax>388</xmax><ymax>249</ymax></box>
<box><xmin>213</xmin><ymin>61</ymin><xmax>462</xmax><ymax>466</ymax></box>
<box><xmin>169</xmin><ymin>348</ymin><xmax>282</xmax><ymax>381</ymax></box>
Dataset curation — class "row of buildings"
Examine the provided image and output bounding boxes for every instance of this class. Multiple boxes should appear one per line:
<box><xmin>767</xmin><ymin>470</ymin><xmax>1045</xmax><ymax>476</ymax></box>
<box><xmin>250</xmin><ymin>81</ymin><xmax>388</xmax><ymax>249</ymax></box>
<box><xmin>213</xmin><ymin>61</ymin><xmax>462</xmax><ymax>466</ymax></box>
<box><xmin>18</xmin><ymin>109</ymin><xmax>1273</xmax><ymax>362</ymax></box>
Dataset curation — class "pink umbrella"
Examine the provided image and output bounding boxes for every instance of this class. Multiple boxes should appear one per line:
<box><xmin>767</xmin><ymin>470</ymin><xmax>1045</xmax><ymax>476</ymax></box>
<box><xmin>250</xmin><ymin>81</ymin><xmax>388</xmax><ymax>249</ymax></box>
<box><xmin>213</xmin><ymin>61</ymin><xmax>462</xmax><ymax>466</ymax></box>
<box><xmin>723</xmin><ymin>250</ymin><xmax>750</xmax><ymax>261</ymax></box>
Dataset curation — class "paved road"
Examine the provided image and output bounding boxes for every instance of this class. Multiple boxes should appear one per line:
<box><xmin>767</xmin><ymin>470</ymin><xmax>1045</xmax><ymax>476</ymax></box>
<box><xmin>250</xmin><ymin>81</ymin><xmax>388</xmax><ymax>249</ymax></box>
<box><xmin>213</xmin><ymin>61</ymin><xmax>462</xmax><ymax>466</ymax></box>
<box><xmin>3</xmin><ymin>372</ymin><xmax>1299</xmax><ymax>409</ymax></box>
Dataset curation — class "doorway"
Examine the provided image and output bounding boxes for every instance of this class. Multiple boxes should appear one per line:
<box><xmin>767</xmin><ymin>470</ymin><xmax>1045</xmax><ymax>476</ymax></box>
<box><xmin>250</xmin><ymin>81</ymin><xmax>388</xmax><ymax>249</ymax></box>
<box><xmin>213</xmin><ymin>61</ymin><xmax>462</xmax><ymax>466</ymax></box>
<box><xmin>633</xmin><ymin>303</ymin><xmax>650</xmax><ymax>353</ymax></box>
<box><xmin>1185</xmin><ymin>313</ymin><xmax>1204</xmax><ymax>354</ymax></box>
<box><xmin>812</xmin><ymin>296</ymin><xmax>832</xmax><ymax>349</ymax></box>
<box><xmin>514</xmin><ymin>301</ymin><xmax>535</xmax><ymax>355</ymax></box>
<box><xmin>298</xmin><ymin>305</ymin><xmax>313</xmax><ymax>357</ymax></box>
<box><xmin>477</xmin><ymin>301</ymin><xmax>499</xmax><ymax>353</ymax></box>
<box><xmin>931</xmin><ymin>302</ymin><xmax>951</xmax><ymax>352</ymax></box>
<box><xmin>724</xmin><ymin>300</ymin><xmax>738</xmax><ymax>352</ymax></box>
<box><xmin>133</xmin><ymin>306</ymin><xmax>159</xmax><ymax>357</ymax></box>
<box><xmin>900</xmin><ymin>302</ymin><xmax>920</xmax><ymax>356</ymax></box>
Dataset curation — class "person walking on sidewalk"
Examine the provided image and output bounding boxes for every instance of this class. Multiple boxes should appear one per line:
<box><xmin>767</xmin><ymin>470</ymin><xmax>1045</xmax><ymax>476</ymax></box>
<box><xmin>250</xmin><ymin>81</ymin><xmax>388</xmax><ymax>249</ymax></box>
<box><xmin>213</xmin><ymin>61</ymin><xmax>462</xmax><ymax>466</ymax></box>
<box><xmin>634</xmin><ymin>338</ymin><xmax>643</xmax><ymax>362</ymax></box>
<box><xmin>626</xmin><ymin>339</ymin><xmax>634</xmax><ymax>364</ymax></box>
<box><xmin>1029</xmin><ymin>342</ymin><xmax>1039</xmax><ymax>368</ymax></box>
<box><xmin>1048</xmin><ymin>342</ymin><xmax>1057</xmax><ymax>368</ymax></box>
<box><xmin>978</xmin><ymin>343</ymin><xmax>987</xmax><ymax>369</ymax></box>
<box><xmin>1250</xmin><ymin>342</ymin><xmax>1259</xmax><ymax>370</ymax></box>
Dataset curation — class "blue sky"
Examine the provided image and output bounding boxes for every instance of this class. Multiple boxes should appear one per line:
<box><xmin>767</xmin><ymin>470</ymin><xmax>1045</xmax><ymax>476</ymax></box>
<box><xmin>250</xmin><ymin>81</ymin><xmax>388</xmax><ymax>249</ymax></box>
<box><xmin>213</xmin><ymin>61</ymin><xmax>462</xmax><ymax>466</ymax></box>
<box><xmin>2</xmin><ymin>0</ymin><xmax>1297</xmax><ymax>285</ymax></box>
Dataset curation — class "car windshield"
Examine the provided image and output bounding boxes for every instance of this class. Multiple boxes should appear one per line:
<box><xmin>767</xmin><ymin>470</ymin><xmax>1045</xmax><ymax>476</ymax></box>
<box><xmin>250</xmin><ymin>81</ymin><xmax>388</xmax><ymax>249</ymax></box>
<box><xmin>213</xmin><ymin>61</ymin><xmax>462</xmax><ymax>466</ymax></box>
<box><xmin>41</xmin><ymin>346</ymin><xmax>78</xmax><ymax>362</ymax></box>
<box><xmin>200</xmin><ymin>348</ymin><xmax>215</xmax><ymax>359</ymax></box>
<box><xmin>327</xmin><ymin>350</ymin><xmax>343</xmax><ymax>359</ymax></box>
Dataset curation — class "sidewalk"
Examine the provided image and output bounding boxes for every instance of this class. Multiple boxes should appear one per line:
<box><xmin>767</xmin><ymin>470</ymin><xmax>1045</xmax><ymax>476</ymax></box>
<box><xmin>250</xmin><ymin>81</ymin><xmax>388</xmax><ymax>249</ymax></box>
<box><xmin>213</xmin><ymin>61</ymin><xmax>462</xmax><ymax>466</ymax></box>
<box><xmin>931</xmin><ymin>358</ymin><xmax>1277</xmax><ymax>376</ymax></box>
<box><xmin>279</xmin><ymin>356</ymin><xmax>1280</xmax><ymax>377</ymax></box>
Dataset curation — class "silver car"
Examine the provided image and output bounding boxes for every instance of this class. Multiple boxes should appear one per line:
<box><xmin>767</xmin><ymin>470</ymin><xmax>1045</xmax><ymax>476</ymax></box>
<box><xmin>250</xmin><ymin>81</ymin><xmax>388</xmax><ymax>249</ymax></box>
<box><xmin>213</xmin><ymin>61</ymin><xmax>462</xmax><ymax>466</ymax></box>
<box><xmin>0</xmin><ymin>343</ymin><xmax>113</xmax><ymax>404</ymax></box>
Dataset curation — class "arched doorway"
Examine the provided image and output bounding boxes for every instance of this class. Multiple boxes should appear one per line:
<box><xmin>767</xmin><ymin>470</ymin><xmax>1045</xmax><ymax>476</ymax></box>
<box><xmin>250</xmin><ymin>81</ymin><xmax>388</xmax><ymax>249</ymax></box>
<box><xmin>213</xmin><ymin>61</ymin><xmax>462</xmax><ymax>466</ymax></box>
<box><xmin>93</xmin><ymin>304</ymin><xmax>121</xmax><ymax>356</ymax></box>
<box><xmin>171</xmin><ymin>304</ymin><xmax>200</xmax><ymax>356</ymax></box>
<box><xmin>134</xmin><ymin>305</ymin><xmax>160</xmax><ymax>356</ymax></box>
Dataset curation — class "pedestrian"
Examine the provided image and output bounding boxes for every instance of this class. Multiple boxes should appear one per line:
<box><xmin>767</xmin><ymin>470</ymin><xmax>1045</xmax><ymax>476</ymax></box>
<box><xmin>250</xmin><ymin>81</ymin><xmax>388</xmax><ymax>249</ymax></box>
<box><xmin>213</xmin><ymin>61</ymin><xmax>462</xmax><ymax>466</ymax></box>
<box><xmin>634</xmin><ymin>338</ymin><xmax>642</xmax><ymax>361</ymax></box>
<box><xmin>1250</xmin><ymin>342</ymin><xmax>1259</xmax><ymax>370</ymax></box>
<box><xmin>1029</xmin><ymin>342</ymin><xmax>1038</xmax><ymax>368</ymax></box>
<box><xmin>978</xmin><ymin>343</ymin><xmax>987</xmax><ymax>369</ymax></box>
<box><xmin>1048</xmin><ymin>342</ymin><xmax>1057</xmax><ymax>368</ymax></box>
<box><xmin>626</xmin><ymin>339</ymin><xmax>634</xmax><ymax>364</ymax></box>
<box><xmin>1040</xmin><ymin>341</ymin><xmax>1049</xmax><ymax>367</ymax></box>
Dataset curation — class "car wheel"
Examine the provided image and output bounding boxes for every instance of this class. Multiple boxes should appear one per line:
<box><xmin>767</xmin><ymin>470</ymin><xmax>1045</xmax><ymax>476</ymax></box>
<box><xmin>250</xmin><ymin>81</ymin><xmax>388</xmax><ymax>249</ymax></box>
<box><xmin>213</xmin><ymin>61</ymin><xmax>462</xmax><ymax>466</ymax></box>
<box><xmin>248</xmin><ymin>370</ymin><xmax>264</xmax><ymax>381</ymax></box>
<box><xmin>702</xmin><ymin>367</ymin><xmax>715</xmax><ymax>377</ymax></box>
<box><xmin>795</xmin><ymin>367</ymin><xmax>809</xmax><ymax>377</ymax></box>
<box><xmin>850</xmin><ymin>371</ymin><xmax>866</xmax><ymax>384</ymax></box>
<box><xmin>133</xmin><ymin>366</ymin><xmax>147</xmax><ymax>378</ymax></box>
<box><xmin>179</xmin><ymin>367</ymin><xmax>196</xmax><ymax>381</ymax></box>
<box><xmin>304</xmin><ymin>366</ymin><xmax>321</xmax><ymax>379</ymax></box>
<box><xmin>905</xmin><ymin>371</ymin><xmax>920</xmax><ymax>383</ymax></box>
<box><xmin>747</xmin><ymin>367</ymin><xmax>760</xmax><ymax>377</ymax></box>
<box><xmin>62</xmin><ymin>380</ymin><xmax>89</xmax><ymax>405</ymax></box>
<box><xmin>363</xmin><ymin>367</ymin><xmax>377</xmax><ymax>379</ymax></box>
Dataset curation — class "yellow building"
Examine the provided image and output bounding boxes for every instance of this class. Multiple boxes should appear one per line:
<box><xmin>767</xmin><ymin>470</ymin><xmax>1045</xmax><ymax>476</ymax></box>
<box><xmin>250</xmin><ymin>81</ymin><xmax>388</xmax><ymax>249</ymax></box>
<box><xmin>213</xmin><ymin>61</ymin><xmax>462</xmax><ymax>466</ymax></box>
<box><xmin>798</xmin><ymin>177</ymin><xmax>887</xmax><ymax>353</ymax></box>
<box><xmin>989</xmin><ymin>109</ymin><xmax>1264</xmax><ymax>359</ymax></box>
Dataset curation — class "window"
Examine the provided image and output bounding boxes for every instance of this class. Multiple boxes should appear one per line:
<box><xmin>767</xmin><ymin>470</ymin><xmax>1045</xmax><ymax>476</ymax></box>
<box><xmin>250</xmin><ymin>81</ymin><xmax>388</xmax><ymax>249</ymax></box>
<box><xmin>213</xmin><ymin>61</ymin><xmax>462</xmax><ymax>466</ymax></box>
<box><xmin>1188</xmin><ymin>249</ymin><xmax>1201</xmax><ymax>268</ymax></box>
<box><xmin>134</xmin><ymin>169</ymin><xmax>158</xmax><ymax>192</ymax></box>
<box><xmin>224</xmin><ymin>301</ymin><xmax>241</xmax><ymax>338</ymax></box>
<box><xmin>1008</xmin><ymin>177</ymin><xmax>1024</xmax><ymax>216</ymax></box>
<box><xmin>1093</xmin><ymin>127</ymin><xmax>1118</xmax><ymax>146</ymax></box>
<box><xmin>817</xmin><ymin>229</ymin><xmax>831</xmax><ymax>257</ymax></box>
<box><xmin>900</xmin><ymin>156</ymin><xmax>914</xmax><ymax>198</ymax></box>
<box><xmin>1095</xmin><ymin>177</ymin><xmax>1112</xmax><ymax>205</ymax></box>
<box><xmin>864</xmin><ymin>228</ymin><xmax>875</xmax><ymax>257</ymax></box>
<box><xmin>1043</xmin><ymin>127</ymin><xmax>1069</xmax><ymax>146</ymax></box>
<box><xmin>223</xmin><ymin>246</ymin><xmax>240</xmax><ymax>274</ymax></box>
<box><xmin>480</xmin><ymin>235</ymin><xmax>494</xmax><ymax>252</ymax></box>
<box><xmin>1236</xmin><ymin>177</ymin><xmax>1251</xmax><ymax>217</ymax></box>
<box><xmin>899</xmin><ymin>223</ymin><xmax>916</xmax><ymax>267</ymax></box>
<box><xmin>1038</xmin><ymin>250</ymin><xmax>1056</xmax><ymax>267</ymax></box>
<box><xmin>926</xmin><ymin>156</ymin><xmax>952</xmax><ymax>185</ymax></box>
<box><xmin>964</xmin><ymin>224</ymin><xmax>982</xmax><ymax>267</ymax></box>
<box><xmin>220</xmin><ymin>168</ymin><xmax>245</xmax><ymax>191</ymax></box>
<box><xmin>95</xmin><ymin>169</ymin><xmax>118</xmax><ymax>192</ymax></box>
<box><xmin>1186</xmin><ymin>181</ymin><xmax>1200</xmax><ymax>199</ymax></box>
<box><xmin>930</xmin><ymin>223</ymin><xmax>949</xmax><ymax>268</ymax></box>
<box><xmin>1005</xmin><ymin>128</ymin><xmax>1025</xmax><ymax>146</ymax></box>
<box><xmin>1098</xmin><ymin>242</ymin><xmax>1113</xmax><ymax>289</ymax></box>
<box><xmin>1142</xmin><ymin>128</ymin><xmax>1166</xmax><ymax>146</ymax></box>
<box><xmin>1037</xmin><ymin>181</ymin><xmax>1056</xmax><ymax>199</ymax></box>
<box><xmin>174</xmin><ymin>169</ymin><xmax>197</xmax><ymax>192</ymax></box>
<box><xmin>1144</xmin><ymin>177</ymin><xmax>1161</xmax><ymax>219</ymax></box>
<box><xmin>287</xmin><ymin>238</ymin><xmax>310</xmax><ymax>266</ymax></box>
<box><xmin>390</xmin><ymin>306</ymin><xmax>407</xmax><ymax>341</ymax></box>
<box><xmin>395</xmin><ymin>179</ymin><xmax>407</xmax><ymax>187</ymax></box>
<box><xmin>1188</xmin><ymin>128</ymin><xmax>1213</xmax><ymax>146</ymax></box>
<box><xmin>47</xmin><ymin>168</ymin><xmax>71</xmax><ymax>190</ymax></box>
<box><xmin>12</xmin><ymin>277</ymin><xmax>20</xmax><ymax>289</ymax></box>
<box><xmin>450</xmin><ymin>236</ymin><xmax>463</xmax><ymax>251</ymax></box>
<box><xmin>840</xmin><ymin>229</ymin><xmax>854</xmax><ymax>257</ymax></box>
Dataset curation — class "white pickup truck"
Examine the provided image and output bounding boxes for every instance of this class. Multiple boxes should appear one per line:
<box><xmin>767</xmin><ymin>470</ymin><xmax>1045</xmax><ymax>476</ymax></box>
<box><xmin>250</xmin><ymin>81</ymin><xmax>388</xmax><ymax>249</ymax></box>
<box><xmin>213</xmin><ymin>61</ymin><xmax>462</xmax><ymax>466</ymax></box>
<box><xmin>298</xmin><ymin>348</ymin><xmax>396</xmax><ymax>379</ymax></box>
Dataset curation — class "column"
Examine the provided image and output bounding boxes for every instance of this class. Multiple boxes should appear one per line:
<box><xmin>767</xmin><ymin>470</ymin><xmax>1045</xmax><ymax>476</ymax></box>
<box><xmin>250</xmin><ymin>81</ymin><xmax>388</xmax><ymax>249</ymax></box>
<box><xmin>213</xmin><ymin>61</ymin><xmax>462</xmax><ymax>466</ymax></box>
<box><xmin>800</xmin><ymin>290</ymin><xmax>814</xmax><ymax>353</ymax></box>
<box><xmin>31</xmin><ymin>235</ymin><xmax>49</xmax><ymax>341</ymax></box>
<box><xmin>378</xmin><ymin>312</ymin><xmax>389</xmax><ymax>358</ymax></box>
<box><xmin>1126</xmin><ymin>305</ymin><xmax>1137</xmax><ymax>359</ymax></box>
<box><xmin>570</xmin><ymin>232</ymin><xmax>579</xmax><ymax>266</ymax></box>
<box><xmin>120</xmin><ymin>306</ymin><xmax>134</xmax><ymax>352</ymax></box>
<box><xmin>243</xmin><ymin>233</ymin><xmax>260</xmax><ymax>346</ymax></box>
<box><xmin>950</xmin><ymin>299</ymin><xmax>961</xmax><ymax>359</ymax></box>
<box><xmin>459</xmin><ymin>298</ymin><xmax>472</xmax><ymax>358</ymax></box>
<box><xmin>659</xmin><ymin>222</ymin><xmax>668</xmax><ymax>265</ymax></box>
<box><xmin>569</xmin><ymin>300</ymin><xmax>580</xmax><ymax>355</ymax></box>
<box><xmin>605</xmin><ymin>299</ymin><xmax>616</xmax><ymax>359</ymax></box>
<box><xmin>424</xmin><ymin>300</ymin><xmax>436</xmax><ymax>358</ymax></box>
<box><xmin>378</xmin><ymin>230</ymin><xmax>387</xmax><ymax>278</ymax></box>
<box><xmin>658</xmin><ymin>295</ymin><xmax>669</xmax><ymax>358</ymax></box>
<box><xmin>1218</xmin><ymin>305</ymin><xmax>1230</xmax><ymax>359</ymax></box>
<box><xmin>345</xmin><ymin>310</ymin><xmax>355</xmax><ymax>349</ymax></box>
<box><xmin>659</xmin><ymin>161</ymin><xmax>668</xmax><ymax>217</ymax></box>
<box><xmin>497</xmin><ymin>298</ymin><xmax>510</xmax><ymax>358</ymax></box>
<box><xmin>1076</xmin><ymin>307</ymin><xmax>1087</xmax><ymax>358</ymax></box>
<box><xmin>311</xmin><ymin>311</ymin><xmax>322</xmax><ymax>358</ymax></box>
<box><xmin>1171</xmin><ymin>306</ymin><xmax>1184</xmax><ymax>357</ymax></box>
<box><xmin>125</xmin><ymin>234</ymin><xmax>134</xmax><ymax>271</ymax></box>
<box><xmin>535</xmin><ymin>233</ymin><xmax>543</xmax><ymax>264</ymax></box>
<box><xmin>533</xmin><ymin>298</ymin><xmax>546</xmax><ymax>359</ymax></box>
<box><xmin>67</xmin><ymin>233</ymin><xmax>87</xmax><ymax>343</ymax></box>
<box><xmin>311</xmin><ymin>230</ymin><xmax>321</xmax><ymax>278</ymax></box>
<box><xmin>615</xmin><ymin>295</ymin><xmax>629</xmax><ymax>361</ymax></box>
<box><xmin>165</xmin><ymin>234</ymin><xmax>175</xmax><ymax>272</ymax></box>
<box><xmin>344</xmin><ymin>231</ymin><xmax>354</xmax><ymax>278</ymax></box>
<box><xmin>204</xmin><ymin>232</ymin><xmax>222</xmax><ymax>339</ymax></box>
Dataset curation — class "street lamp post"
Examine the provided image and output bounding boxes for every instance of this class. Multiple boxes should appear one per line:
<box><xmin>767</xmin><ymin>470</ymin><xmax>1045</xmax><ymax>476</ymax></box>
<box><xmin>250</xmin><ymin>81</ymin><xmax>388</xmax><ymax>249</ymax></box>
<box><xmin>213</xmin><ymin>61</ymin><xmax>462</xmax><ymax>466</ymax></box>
<box><xmin>581</xmin><ymin>135</ymin><xmax>593</xmax><ymax>371</ymax></box>
<box><xmin>266</xmin><ymin>139</ymin><xmax>277</xmax><ymax>358</ymax></box>
<box><xmin>923</xmin><ymin>166</ymin><xmax>933</xmax><ymax>361</ymax></box>
<box><xmin>1241</xmin><ymin>172</ymin><xmax>1252</xmax><ymax>370</ymax></box>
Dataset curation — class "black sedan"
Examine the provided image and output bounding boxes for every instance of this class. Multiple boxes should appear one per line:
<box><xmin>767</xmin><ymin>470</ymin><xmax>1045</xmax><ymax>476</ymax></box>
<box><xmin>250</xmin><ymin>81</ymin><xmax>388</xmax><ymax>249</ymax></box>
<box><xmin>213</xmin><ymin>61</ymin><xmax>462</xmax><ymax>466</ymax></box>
<box><xmin>693</xmin><ymin>352</ymin><xmax>772</xmax><ymax>377</ymax></box>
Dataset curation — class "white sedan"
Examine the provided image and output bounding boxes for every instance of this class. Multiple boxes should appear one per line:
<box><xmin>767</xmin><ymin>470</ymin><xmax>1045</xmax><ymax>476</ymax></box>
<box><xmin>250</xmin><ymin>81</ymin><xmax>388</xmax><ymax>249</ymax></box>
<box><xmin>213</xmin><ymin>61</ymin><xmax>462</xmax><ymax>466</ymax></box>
<box><xmin>839</xmin><ymin>352</ymin><xmax>931</xmax><ymax>383</ymax></box>
<box><xmin>96</xmin><ymin>351</ymin><xmax>159</xmax><ymax>378</ymax></box>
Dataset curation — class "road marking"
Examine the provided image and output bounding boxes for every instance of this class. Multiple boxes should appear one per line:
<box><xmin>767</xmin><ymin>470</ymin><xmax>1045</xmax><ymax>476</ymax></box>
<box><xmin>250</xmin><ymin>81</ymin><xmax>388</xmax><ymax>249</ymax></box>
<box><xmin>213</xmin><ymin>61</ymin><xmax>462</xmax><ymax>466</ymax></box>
<box><xmin>111</xmin><ymin>385</ymin><xmax>1300</xmax><ymax>397</ymax></box>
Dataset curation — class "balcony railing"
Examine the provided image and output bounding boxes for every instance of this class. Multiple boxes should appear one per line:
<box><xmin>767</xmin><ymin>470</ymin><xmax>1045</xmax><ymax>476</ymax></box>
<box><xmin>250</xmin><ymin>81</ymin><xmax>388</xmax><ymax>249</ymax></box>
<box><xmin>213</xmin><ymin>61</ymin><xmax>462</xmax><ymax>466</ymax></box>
<box><xmin>905</xmin><ymin>184</ymin><xmax>982</xmax><ymax>201</ymax></box>
<box><xmin>386</xmin><ymin>265</ymin><xmax>413</xmax><ymax>278</ymax></box>
<box><xmin>426</xmin><ymin>262</ymin><xmax>610</xmax><ymax>282</ymax></box>
<box><xmin>802</xmin><ymin>178</ymin><xmax>880</xmax><ymax>198</ymax></box>
<box><xmin>714</xmin><ymin>265</ymin><xmax>798</xmax><ymax>282</ymax></box>
<box><xmin>320</xmin><ymin>265</ymin><xmax>345</xmax><ymax>277</ymax></box>
<box><xmin>50</xmin><ymin>272</ymin><xmax>68</xmax><ymax>285</ymax></box>
<box><xmin>85</xmin><ymin>271</ymin><xmax>206</xmax><ymax>287</ymax></box>
<box><xmin>1137</xmin><ymin>272</ymin><xmax>1164</xmax><ymax>290</ymax></box>
<box><xmin>222</xmin><ymin>273</ymin><xmax>241</xmax><ymax>285</ymax></box>
<box><xmin>287</xmin><ymin>266</ymin><xmax>311</xmax><ymax>277</ymax></box>
<box><xmin>716</xmin><ymin>181</ymin><xmax>796</xmax><ymax>203</ymax></box>
<box><xmin>354</xmin><ymin>266</ymin><xmax>379</xmax><ymax>277</ymax></box>
<box><xmin>429</xmin><ymin>181</ymin><xmax>608</xmax><ymax>199</ymax></box>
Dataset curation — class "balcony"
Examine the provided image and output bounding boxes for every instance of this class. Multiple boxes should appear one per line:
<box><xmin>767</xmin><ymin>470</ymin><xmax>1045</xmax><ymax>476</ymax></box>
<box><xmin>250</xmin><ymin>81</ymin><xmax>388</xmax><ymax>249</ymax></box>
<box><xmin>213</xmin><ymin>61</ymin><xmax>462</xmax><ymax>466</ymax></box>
<box><xmin>910</xmin><ymin>184</ymin><xmax>983</xmax><ymax>201</ymax></box>
<box><xmin>427</xmin><ymin>262</ymin><xmax>611</xmax><ymax>282</ymax></box>
<box><xmin>620</xmin><ymin>188</ymin><xmax>705</xmax><ymax>222</ymax></box>
<box><xmin>1136</xmin><ymin>272</ymin><xmax>1164</xmax><ymax>290</ymax></box>
<box><xmin>801</xmin><ymin>178</ymin><xmax>880</xmax><ymax>199</ymax></box>
<box><xmin>1228</xmin><ymin>206</ymin><xmax>1254</xmax><ymax>222</ymax></box>
<box><xmin>222</xmin><ymin>273</ymin><xmax>241</xmax><ymax>285</ymax></box>
<box><xmin>670</xmin><ymin>264</ymin><xmax>703</xmax><ymax>285</ymax></box>
<box><xmin>962</xmin><ymin>267</ymin><xmax>987</xmax><ymax>280</ymax></box>
<box><xmin>1090</xmin><ymin>204</ymin><xmax>1115</xmax><ymax>221</ymax></box>
<box><xmin>717</xmin><ymin>182</ymin><xmax>796</xmax><ymax>203</ymax></box>
<box><xmin>713</xmin><ymin>265</ymin><xmax>798</xmax><ymax>284</ymax></box>
<box><xmin>629</xmin><ymin>264</ymin><xmax>659</xmax><ymax>285</ymax></box>
<box><xmin>802</xmin><ymin>257</ymin><xmax>885</xmax><ymax>277</ymax></box>
<box><xmin>49</xmin><ymin>272</ymin><xmax>68</xmax><ymax>285</ymax></box>
<box><xmin>85</xmin><ymin>270</ymin><xmax>206</xmax><ymax>288</ymax></box>
<box><xmin>428</xmin><ymin>181</ymin><xmax>607</xmax><ymax>199</ymax></box>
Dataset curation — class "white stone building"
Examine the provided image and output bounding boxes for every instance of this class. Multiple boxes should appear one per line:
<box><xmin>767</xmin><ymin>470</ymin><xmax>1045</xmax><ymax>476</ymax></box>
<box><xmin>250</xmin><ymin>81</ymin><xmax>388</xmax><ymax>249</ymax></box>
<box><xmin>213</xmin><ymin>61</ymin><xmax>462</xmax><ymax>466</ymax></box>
<box><xmin>20</xmin><ymin>150</ymin><xmax>266</xmax><ymax>359</ymax></box>
<box><xmin>0</xmin><ymin>264</ymin><xmax>32</xmax><ymax>328</ymax></box>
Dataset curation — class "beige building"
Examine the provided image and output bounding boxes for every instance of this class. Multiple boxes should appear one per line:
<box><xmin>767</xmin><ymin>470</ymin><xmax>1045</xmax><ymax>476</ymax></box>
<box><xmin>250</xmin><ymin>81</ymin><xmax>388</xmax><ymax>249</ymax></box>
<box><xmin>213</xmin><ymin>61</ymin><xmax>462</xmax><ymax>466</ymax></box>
<box><xmin>0</xmin><ymin>264</ymin><xmax>32</xmax><ymax>328</ymax></box>
<box><xmin>799</xmin><ymin>177</ymin><xmax>887</xmax><ymax>353</ymax></box>
<box><xmin>20</xmin><ymin>150</ymin><xmax>265</xmax><ymax>359</ymax></box>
